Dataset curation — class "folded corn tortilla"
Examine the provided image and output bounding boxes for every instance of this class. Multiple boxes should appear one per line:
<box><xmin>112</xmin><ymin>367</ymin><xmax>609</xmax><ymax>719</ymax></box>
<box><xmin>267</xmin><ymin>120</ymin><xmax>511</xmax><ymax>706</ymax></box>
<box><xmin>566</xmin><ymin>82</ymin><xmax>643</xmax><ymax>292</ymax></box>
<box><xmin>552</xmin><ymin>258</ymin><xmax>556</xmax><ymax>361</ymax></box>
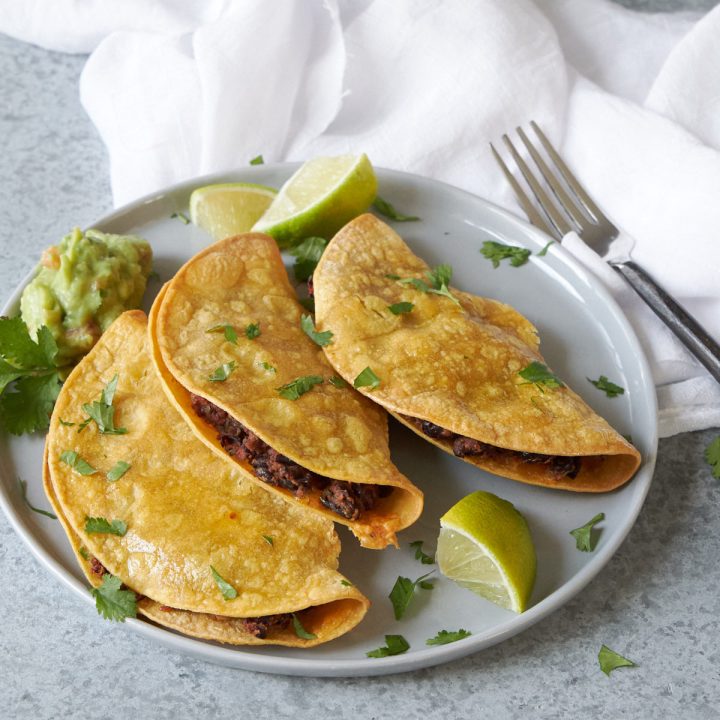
<box><xmin>312</xmin><ymin>214</ymin><xmax>641</xmax><ymax>493</ymax></box>
<box><xmin>149</xmin><ymin>233</ymin><xmax>423</xmax><ymax>548</ymax></box>
<box><xmin>45</xmin><ymin>310</ymin><xmax>368</xmax><ymax>647</ymax></box>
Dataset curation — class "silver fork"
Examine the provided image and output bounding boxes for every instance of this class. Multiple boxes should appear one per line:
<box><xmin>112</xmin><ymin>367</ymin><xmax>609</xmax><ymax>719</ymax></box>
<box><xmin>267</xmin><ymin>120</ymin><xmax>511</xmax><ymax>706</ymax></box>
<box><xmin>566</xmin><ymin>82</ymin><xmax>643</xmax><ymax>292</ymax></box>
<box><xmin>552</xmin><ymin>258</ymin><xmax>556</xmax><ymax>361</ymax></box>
<box><xmin>492</xmin><ymin>121</ymin><xmax>720</xmax><ymax>384</ymax></box>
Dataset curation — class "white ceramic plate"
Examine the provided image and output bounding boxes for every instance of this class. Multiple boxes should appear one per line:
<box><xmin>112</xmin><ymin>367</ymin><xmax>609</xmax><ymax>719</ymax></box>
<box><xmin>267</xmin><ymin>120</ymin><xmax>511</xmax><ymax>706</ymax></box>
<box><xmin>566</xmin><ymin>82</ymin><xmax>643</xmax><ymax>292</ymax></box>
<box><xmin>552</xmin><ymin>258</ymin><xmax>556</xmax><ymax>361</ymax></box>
<box><xmin>0</xmin><ymin>165</ymin><xmax>657</xmax><ymax>677</ymax></box>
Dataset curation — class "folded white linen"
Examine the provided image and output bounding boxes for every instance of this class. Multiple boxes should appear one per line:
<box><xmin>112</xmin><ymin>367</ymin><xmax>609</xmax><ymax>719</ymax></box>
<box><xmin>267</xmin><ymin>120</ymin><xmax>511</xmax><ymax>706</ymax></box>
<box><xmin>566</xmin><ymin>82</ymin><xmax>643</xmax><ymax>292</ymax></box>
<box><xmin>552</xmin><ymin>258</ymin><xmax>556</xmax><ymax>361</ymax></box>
<box><xmin>1</xmin><ymin>0</ymin><xmax>719</xmax><ymax>437</ymax></box>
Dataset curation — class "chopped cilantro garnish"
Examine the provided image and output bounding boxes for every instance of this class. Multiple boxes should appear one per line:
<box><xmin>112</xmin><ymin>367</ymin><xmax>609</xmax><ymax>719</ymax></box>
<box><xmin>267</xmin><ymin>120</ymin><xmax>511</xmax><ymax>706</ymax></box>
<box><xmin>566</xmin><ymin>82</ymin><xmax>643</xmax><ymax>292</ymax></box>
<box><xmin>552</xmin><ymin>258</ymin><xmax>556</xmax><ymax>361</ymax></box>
<box><xmin>106</xmin><ymin>461</ymin><xmax>131</xmax><ymax>482</ymax></box>
<box><xmin>276</xmin><ymin>375</ymin><xmax>323</xmax><ymax>400</ymax></box>
<box><xmin>262</xmin><ymin>535</ymin><xmax>274</xmax><ymax>546</ymax></box>
<box><xmin>389</xmin><ymin>571</ymin><xmax>434</xmax><ymax>620</ymax></box>
<box><xmin>372</xmin><ymin>196</ymin><xmax>420</xmax><ymax>222</ymax></box>
<box><xmin>329</xmin><ymin>375</ymin><xmax>347</xmax><ymax>388</ymax></box>
<box><xmin>206</xmin><ymin>324</ymin><xmax>238</xmax><ymax>345</ymax></box>
<box><xmin>91</xmin><ymin>573</ymin><xmax>137</xmax><ymax>622</ymax></box>
<box><xmin>598</xmin><ymin>645</ymin><xmax>636</xmax><ymax>676</ymax></box>
<box><xmin>59</xmin><ymin>418</ymin><xmax>75</xmax><ymax>427</ymax></box>
<box><xmin>210</xmin><ymin>565</ymin><xmax>238</xmax><ymax>600</ymax></box>
<box><xmin>76</xmin><ymin>417</ymin><xmax>92</xmax><ymax>433</ymax></box>
<box><xmin>289</xmin><ymin>237</ymin><xmax>328</xmax><ymax>282</ymax></box>
<box><xmin>353</xmin><ymin>366</ymin><xmax>380</xmax><ymax>390</ymax></box>
<box><xmin>78</xmin><ymin>546</ymin><xmax>90</xmax><ymax>561</ymax></box>
<box><xmin>209</xmin><ymin>361</ymin><xmax>236</xmax><ymax>382</ymax></box>
<box><xmin>170</xmin><ymin>211</ymin><xmax>190</xmax><ymax>224</ymax></box>
<box><xmin>426</xmin><ymin>629</ymin><xmax>472</xmax><ymax>645</ymax></box>
<box><xmin>300</xmin><ymin>314</ymin><xmax>333</xmax><ymax>346</ymax></box>
<box><xmin>705</xmin><ymin>437</ymin><xmax>720</xmax><ymax>479</ymax></box>
<box><xmin>82</xmin><ymin>374</ymin><xmax>128</xmax><ymax>435</ymax></box>
<box><xmin>60</xmin><ymin>450</ymin><xmax>97</xmax><ymax>476</ymax></box>
<box><xmin>245</xmin><ymin>323</ymin><xmax>261</xmax><ymax>340</ymax></box>
<box><xmin>570</xmin><ymin>512</ymin><xmax>605</xmax><ymax>552</ymax></box>
<box><xmin>538</xmin><ymin>240</ymin><xmax>554</xmax><ymax>257</ymax></box>
<box><xmin>518</xmin><ymin>361</ymin><xmax>564</xmax><ymax>390</ymax></box>
<box><xmin>18</xmin><ymin>478</ymin><xmax>57</xmax><ymax>519</ymax></box>
<box><xmin>0</xmin><ymin>318</ymin><xmax>62</xmax><ymax>435</ymax></box>
<box><xmin>588</xmin><ymin>375</ymin><xmax>625</xmax><ymax>398</ymax></box>
<box><xmin>480</xmin><ymin>240</ymin><xmax>531</xmax><ymax>268</ymax></box>
<box><xmin>367</xmin><ymin>634</ymin><xmax>410</xmax><ymax>658</ymax></box>
<box><xmin>409</xmin><ymin>540</ymin><xmax>434</xmax><ymax>564</ymax></box>
<box><xmin>260</xmin><ymin>361</ymin><xmax>276</xmax><ymax>373</ymax></box>
<box><xmin>292</xmin><ymin>613</ymin><xmax>317</xmax><ymax>640</ymax></box>
<box><xmin>391</xmin><ymin>264</ymin><xmax>460</xmax><ymax>305</ymax></box>
<box><xmin>388</xmin><ymin>302</ymin><xmax>414</xmax><ymax>315</ymax></box>
<box><xmin>85</xmin><ymin>517</ymin><xmax>127</xmax><ymax>536</ymax></box>
<box><xmin>249</xmin><ymin>154</ymin><xmax>264</xmax><ymax>165</ymax></box>
<box><xmin>340</xmin><ymin>579</ymin><xmax>353</xmax><ymax>587</ymax></box>
<box><xmin>384</xmin><ymin>273</ymin><xmax>401</xmax><ymax>280</ymax></box>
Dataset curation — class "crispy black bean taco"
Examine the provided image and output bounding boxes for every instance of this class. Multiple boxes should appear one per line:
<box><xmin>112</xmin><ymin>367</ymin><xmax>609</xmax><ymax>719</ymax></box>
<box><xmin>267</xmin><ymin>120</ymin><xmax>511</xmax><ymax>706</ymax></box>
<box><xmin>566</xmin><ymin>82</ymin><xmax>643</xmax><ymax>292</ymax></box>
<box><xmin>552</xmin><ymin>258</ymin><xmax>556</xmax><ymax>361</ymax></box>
<box><xmin>44</xmin><ymin>310</ymin><xmax>368</xmax><ymax>646</ymax></box>
<box><xmin>311</xmin><ymin>214</ymin><xmax>641</xmax><ymax>493</ymax></box>
<box><xmin>149</xmin><ymin>234</ymin><xmax>423</xmax><ymax>549</ymax></box>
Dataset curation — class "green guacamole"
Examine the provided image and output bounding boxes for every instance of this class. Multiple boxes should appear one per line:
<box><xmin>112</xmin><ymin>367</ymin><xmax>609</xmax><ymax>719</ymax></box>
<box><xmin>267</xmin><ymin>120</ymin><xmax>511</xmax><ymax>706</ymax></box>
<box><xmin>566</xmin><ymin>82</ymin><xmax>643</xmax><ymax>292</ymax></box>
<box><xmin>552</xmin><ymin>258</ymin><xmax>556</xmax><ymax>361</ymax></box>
<box><xmin>20</xmin><ymin>228</ymin><xmax>153</xmax><ymax>366</ymax></box>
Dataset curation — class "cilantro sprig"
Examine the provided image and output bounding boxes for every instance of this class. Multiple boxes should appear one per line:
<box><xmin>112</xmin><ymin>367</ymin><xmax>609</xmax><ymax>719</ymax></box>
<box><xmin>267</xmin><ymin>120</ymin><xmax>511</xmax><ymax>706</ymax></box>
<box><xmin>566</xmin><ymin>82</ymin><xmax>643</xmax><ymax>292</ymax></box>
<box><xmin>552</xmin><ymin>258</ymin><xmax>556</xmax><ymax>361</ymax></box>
<box><xmin>570</xmin><ymin>512</ymin><xmax>605</xmax><ymax>552</ymax></box>
<box><xmin>598</xmin><ymin>645</ymin><xmax>636</xmax><ymax>676</ymax></box>
<box><xmin>392</xmin><ymin>264</ymin><xmax>460</xmax><ymax>306</ymax></box>
<box><xmin>300</xmin><ymin>314</ymin><xmax>333</xmax><ymax>347</ymax></box>
<box><xmin>518</xmin><ymin>361</ymin><xmax>564</xmax><ymax>391</ymax></box>
<box><xmin>372</xmin><ymin>196</ymin><xmax>420</xmax><ymax>222</ymax></box>
<box><xmin>353</xmin><ymin>366</ymin><xmax>381</xmax><ymax>390</ymax></box>
<box><xmin>367</xmin><ymin>634</ymin><xmax>410</xmax><ymax>658</ymax></box>
<box><xmin>18</xmin><ymin>478</ymin><xmax>57</xmax><ymax>519</ymax></box>
<box><xmin>0</xmin><ymin>317</ymin><xmax>62</xmax><ymax>435</ymax></box>
<box><xmin>705</xmin><ymin>437</ymin><xmax>720</xmax><ymax>479</ymax></box>
<box><xmin>426</xmin><ymin>629</ymin><xmax>472</xmax><ymax>646</ymax></box>
<box><xmin>81</xmin><ymin>374</ymin><xmax>127</xmax><ymax>435</ymax></box>
<box><xmin>210</xmin><ymin>565</ymin><xmax>238</xmax><ymax>600</ymax></box>
<box><xmin>588</xmin><ymin>375</ymin><xmax>625</xmax><ymax>398</ymax></box>
<box><xmin>388</xmin><ymin>571</ymin><xmax>434</xmax><ymax>620</ymax></box>
<box><xmin>276</xmin><ymin>375</ymin><xmax>323</xmax><ymax>400</ymax></box>
<box><xmin>289</xmin><ymin>237</ymin><xmax>328</xmax><ymax>282</ymax></box>
<box><xmin>480</xmin><ymin>240</ymin><xmax>531</xmax><ymax>268</ymax></box>
<box><xmin>60</xmin><ymin>450</ymin><xmax>97</xmax><ymax>476</ymax></box>
<box><xmin>85</xmin><ymin>517</ymin><xmax>128</xmax><ymax>536</ymax></box>
<box><xmin>409</xmin><ymin>540</ymin><xmax>434</xmax><ymax>565</ymax></box>
<box><xmin>91</xmin><ymin>573</ymin><xmax>138</xmax><ymax>622</ymax></box>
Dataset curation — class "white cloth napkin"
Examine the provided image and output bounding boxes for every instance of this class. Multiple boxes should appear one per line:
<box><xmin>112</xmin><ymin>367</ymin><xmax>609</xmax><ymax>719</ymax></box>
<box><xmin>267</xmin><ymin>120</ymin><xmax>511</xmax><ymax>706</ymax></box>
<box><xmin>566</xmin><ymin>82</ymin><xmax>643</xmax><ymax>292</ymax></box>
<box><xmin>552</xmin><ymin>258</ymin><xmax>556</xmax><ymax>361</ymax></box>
<box><xmin>2</xmin><ymin>0</ymin><xmax>720</xmax><ymax>438</ymax></box>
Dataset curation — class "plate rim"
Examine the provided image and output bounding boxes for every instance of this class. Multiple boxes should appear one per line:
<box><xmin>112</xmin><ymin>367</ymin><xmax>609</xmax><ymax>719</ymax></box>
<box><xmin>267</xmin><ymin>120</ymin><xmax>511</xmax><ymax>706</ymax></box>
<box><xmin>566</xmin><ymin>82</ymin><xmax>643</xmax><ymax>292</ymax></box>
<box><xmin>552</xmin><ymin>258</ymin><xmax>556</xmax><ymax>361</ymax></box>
<box><xmin>0</xmin><ymin>164</ymin><xmax>658</xmax><ymax>676</ymax></box>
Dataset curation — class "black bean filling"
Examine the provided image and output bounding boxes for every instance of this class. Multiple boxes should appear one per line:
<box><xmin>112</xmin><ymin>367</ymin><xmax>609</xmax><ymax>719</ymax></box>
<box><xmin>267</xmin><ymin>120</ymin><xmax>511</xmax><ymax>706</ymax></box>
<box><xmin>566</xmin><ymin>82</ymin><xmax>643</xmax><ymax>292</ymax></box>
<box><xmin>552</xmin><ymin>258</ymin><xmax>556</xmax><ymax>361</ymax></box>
<box><xmin>240</xmin><ymin>613</ymin><xmax>293</xmax><ymax>639</ymax></box>
<box><xmin>190</xmin><ymin>394</ymin><xmax>391</xmax><ymax>520</ymax></box>
<box><xmin>404</xmin><ymin>417</ymin><xmax>581</xmax><ymax>480</ymax></box>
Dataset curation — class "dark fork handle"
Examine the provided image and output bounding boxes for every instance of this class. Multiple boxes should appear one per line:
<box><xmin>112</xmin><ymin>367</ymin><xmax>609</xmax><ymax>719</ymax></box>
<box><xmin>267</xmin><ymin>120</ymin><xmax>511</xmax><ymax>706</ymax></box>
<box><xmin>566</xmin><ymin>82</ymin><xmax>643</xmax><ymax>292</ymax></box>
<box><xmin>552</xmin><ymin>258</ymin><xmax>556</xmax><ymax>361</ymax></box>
<box><xmin>611</xmin><ymin>260</ymin><xmax>720</xmax><ymax>383</ymax></box>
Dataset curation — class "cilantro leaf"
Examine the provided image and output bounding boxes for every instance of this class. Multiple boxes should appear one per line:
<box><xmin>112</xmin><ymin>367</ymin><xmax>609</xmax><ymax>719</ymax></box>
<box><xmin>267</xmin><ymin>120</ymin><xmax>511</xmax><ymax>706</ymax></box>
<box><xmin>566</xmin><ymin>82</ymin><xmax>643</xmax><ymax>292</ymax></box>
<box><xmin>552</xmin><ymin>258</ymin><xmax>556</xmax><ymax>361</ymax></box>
<box><xmin>206</xmin><ymin>324</ymin><xmax>238</xmax><ymax>345</ymax></box>
<box><xmin>329</xmin><ymin>375</ymin><xmax>347</xmax><ymax>388</ymax></box>
<box><xmin>354</xmin><ymin>366</ymin><xmax>380</xmax><ymax>390</ymax></box>
<box><xmin>538</xmin><ymin>240</ymin><xmax>554</xmax><ymax>257</ymax></box>
<box><xmin>262</xmin><ymin>535</ymin><xmax>274</xmax><ymax>546</ymax></box>
<box><xmin>598</xmin><ymin>645</ymin><xmax>636</xmax><ymax>676</ymax></box>
<box><xmin>91</xmin><ymin>573</ymin><xmax>137</xmax><ymax>622</ymax></box>
<box><xmin>18</xmin><ymin>478</ymin><xmax>57</xmax><ymax>519</ymax></box>
<box><xmin>59</xmin><ymin>450</ymin><xmax>97</xmax><ymax>476</ymax></box>
<box><xmin>106</xmin><ymin>461</ymin><xmax>131</xmax><ymax>482</ymax></box>
<box><xmin>260</xmin><ymin>361</ymin><xmax>276</xmax><ymax>373</ymax></box>
<box><xmin>389</xmin><ymin>571</ymin><xmax>434</xmax><ymax>620</ymax></box>
<box><xmin>426</xmin><ymin>629</ymin><xmax>472</xmax><ymax>646</ymax></box>
<box><xmin>292</xmin><ymin>613</ymin><xmax>317</xmax><ymax>640</ymax></box>
<box><xmin>0</xmin><ymin>316</ymin><xmax>57</xmax><ymax>368</ymax></box>
<box><xmin>78</xmin><ymin>546</ymin><xmax>90</xmax><ymax>561</ymax></box>
<box><xmin>0</xmin><ymin>371</ymin><xmax>61</xmax><ymax>435</ymax></box>
<box><xmin>289</xmin><ymin>237</ymin><xmax>328</xmax><ymax>281</ymax></box>
<box><xmin>570</xmin><ymin>512</ymin><xmax>605</xmax><ymax>552</ymax></box>
<box><xmin>82</xmin><ymin>375</ymin><xmax>128</xmax><ymax>436</ymax></box>
<box><xmin>340</xmin><ymin>579</ymin><xmax>353</xmax><ymax>587</ymax></box>
<box><xmin>300</xmin><ymin>314</ymin><xmax>333</xmax><ymax>346</ymax></box>
<box><xmin>245</xmin><ymin>323</ymin><xmax>260</xmax><ymax>340</ymax></box>
<box><xmin>58</xmin><ymin>418</ymin><xmax>75</xmax><ymax>426</ymax></box>
<box><xmin>170</xmin><ymin>211</ymin><xmax>190</xmax><ymax>224</ymax></box>
<box><xmin>480</xmin><ymin>240</ymin><xmax>531</xmax><ymax>268</ymax></box>
<box><xmin>367</xmin><ymin>634</ymin><xmax>410</xmax><ymax>658</ymax></box>
<box><xmin>705</xmin><ymin>437</ymin><xmax>720</xmax><ymax>479</ymax></box>
<box><xmin>0</xmin><ymin>357</ymin><xmax>24</xmax><ymax>394</ymax></box>
<box><xmin>398</xmin><ymin>277</ymin><xmax>431</xmax><ymax>292</ymax></box>
<box><xmin>249</xmin><ymin>154</ymin><xmax>264</xmax><ymax>165</ymax></box>
<box><xmin>372</xmin><ymin>196</ymin><xmax>420</xmax><ymax>222</ymax></box>
<box><xmin>209</xmin><ymin>361</ymin><xmax>236</xmax><ymax>382</ymax></box>
<box><xmin>409</xmin><ymin>540</ymin><xmax>434</xmax><ymax>564</ymax></box>
<box><xmin>85</xmin><ymin>516</ymin><xmax>127</xmax><ymax>536</ymax></box>
<box><xmin>388</xmin><ymin>302</ymin><xmax>414</xmax><ymax>315</ymax></box>
<box><xmin>588</xmin><ymin>375</ymin><xmax>625</xmax><ymax>398</ymax></box>
<box><xmin>210</xmin><ymin>565</ymin><xmax>238</xmax><ymax>600</ymax></box>
<box><xmin>518</xmin><ymin>361</ymin><xmax>564</xmax><ymax>390</ymax></box>
<box><xmin>276</xmin><ymin>375</ymin><xmax>323</xmax><ymax>400</ymax></box>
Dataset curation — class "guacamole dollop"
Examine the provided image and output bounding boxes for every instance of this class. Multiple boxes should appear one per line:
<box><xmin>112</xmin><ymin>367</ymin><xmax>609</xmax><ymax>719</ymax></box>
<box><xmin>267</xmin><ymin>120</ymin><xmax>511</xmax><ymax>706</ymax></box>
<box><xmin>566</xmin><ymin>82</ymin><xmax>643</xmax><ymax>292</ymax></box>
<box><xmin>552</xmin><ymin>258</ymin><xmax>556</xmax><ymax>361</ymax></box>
<box><xmin>20</xmin><ymin>228</ymin><xmax>153</xmax><ymax>366</ymax></box>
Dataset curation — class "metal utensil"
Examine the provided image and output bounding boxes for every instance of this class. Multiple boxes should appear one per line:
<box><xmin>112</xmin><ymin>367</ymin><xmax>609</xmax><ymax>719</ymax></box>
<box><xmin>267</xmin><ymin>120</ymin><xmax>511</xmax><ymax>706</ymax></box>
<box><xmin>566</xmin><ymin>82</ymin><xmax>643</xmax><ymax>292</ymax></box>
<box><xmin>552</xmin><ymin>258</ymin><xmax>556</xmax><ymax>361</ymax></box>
<box><xmin>491</xmin><ymin>120</ymin><xmax>720</xmax><ymax>384</ymax></box>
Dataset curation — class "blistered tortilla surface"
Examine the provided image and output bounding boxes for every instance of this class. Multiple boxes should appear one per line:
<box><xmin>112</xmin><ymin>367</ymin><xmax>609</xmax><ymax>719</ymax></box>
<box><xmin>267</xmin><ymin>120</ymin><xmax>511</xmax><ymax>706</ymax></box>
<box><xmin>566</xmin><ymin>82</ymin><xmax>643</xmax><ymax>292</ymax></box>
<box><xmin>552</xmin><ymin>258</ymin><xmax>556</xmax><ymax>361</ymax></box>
<box><xmin>46</xmin><ymin>311</ymin><xmax>367</xmax><ymax>639</ymax></box>
<box><xmin>312</xmin><ymin>214</ymin><xmax>640</xmax><ymax>492</ymax></box>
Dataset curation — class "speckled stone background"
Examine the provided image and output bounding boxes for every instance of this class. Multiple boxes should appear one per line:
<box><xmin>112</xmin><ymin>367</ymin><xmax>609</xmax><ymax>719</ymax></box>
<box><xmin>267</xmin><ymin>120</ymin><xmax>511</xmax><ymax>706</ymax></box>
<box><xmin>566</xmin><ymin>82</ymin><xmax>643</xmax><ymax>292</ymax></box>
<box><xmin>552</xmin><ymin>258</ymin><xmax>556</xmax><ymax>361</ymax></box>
<box><xmin>2</xmin><ymin>2</ymin><xmax>720</xmax><ymax>718</ymax></box>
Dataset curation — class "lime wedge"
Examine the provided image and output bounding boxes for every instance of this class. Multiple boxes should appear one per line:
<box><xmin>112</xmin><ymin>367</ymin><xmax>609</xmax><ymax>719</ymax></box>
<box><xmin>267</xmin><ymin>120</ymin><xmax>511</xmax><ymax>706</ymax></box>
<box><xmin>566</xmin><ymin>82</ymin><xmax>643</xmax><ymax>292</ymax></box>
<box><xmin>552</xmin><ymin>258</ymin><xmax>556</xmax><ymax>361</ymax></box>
<box><xmin>437</xmin><ymin>491</ymin><xmax>536</xmax><ymax>613</ymax></box>
<box><xmin>251</xmin><ymin>154</ymin><xmax>377</xmax><ymax>247</ymax></box>
<box><xmin>189</xmin><ymin>183</ymin><xmax>277</xmax><ymax>241</ymax></box>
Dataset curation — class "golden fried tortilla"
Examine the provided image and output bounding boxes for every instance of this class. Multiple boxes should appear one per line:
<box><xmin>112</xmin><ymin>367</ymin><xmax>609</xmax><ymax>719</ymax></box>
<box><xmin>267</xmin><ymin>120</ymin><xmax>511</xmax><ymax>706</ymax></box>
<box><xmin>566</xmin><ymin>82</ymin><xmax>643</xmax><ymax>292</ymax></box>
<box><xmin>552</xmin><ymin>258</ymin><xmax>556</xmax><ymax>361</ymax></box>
<box><xmin>45</xmin><ymin>310</ymin><xmax>368</xmax><ymax>647</ymax></box>
<box><xmin>149</xmin><ymin>233</ymin><xmax>422</xmax><ymax>548</ymax></box>
<box><xmin>312</xmin><ymin>214</ymin><xmax>641</xmax><ymax>492</ymax></box>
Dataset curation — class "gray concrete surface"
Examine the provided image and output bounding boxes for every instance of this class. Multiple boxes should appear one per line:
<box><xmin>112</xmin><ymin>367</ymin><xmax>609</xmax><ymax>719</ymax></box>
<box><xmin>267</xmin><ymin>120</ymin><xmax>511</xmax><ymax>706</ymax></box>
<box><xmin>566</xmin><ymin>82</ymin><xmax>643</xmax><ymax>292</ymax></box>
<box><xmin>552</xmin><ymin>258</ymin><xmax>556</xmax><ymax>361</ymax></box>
<box><xmin>2</xmin><ymin>3</ymin><xmax>719</xmax><ymax>718</ymax></box>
